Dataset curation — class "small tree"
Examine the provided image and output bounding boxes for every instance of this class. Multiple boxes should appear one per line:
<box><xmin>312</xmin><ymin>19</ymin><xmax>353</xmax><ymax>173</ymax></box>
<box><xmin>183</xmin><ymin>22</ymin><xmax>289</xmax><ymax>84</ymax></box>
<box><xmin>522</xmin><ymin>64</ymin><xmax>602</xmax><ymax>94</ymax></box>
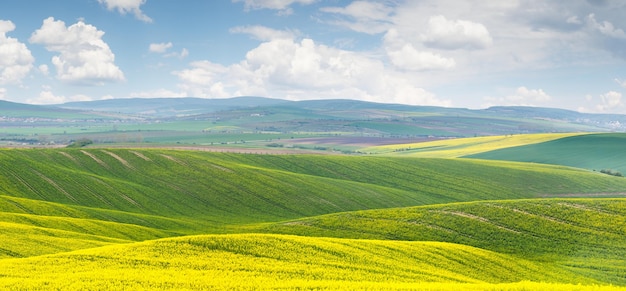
<box><xmin>600</xmin><ymin>169</ymin><xmax>623</xmax><ymax>177</ymax></box>
<box><xmin>67</xmin><ymin>138</ymin><xmax>93</xmax><ymax>148</ymax></box>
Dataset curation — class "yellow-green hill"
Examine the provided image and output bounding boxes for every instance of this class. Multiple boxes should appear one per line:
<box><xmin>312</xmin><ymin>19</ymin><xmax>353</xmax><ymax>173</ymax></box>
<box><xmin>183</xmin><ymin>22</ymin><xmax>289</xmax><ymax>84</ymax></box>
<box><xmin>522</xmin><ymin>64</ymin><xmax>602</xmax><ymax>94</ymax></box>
<box><xmin>0</xmin><ymin>234</ymin><xmax>618</xmax><ymax>290</ymax></box>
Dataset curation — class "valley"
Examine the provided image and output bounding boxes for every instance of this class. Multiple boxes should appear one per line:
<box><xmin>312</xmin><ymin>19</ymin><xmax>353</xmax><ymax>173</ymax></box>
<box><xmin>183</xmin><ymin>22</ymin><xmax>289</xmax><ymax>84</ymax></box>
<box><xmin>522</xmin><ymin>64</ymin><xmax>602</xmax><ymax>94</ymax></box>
<box><xmin>1</xmin><ymin>98</ymin><xmax>625</xmax><ymax>290</ymax></box>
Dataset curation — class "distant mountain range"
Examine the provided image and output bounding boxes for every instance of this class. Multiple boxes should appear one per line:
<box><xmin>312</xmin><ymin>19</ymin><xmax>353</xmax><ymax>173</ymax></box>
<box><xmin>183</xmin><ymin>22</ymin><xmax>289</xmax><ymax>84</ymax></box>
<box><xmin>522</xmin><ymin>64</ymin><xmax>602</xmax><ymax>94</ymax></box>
<box><xmin>2</xmin><ymin>97</ymin><xmax>626</xmax><ymax>135</ymax></box>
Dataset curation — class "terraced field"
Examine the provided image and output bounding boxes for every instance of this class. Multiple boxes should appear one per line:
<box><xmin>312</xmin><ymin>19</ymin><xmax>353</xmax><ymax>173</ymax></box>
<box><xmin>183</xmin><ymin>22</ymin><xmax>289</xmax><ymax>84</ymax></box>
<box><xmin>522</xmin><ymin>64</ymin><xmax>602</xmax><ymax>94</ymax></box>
<box><xmin>1</xmin><ymin>146</ymin><xmax>625</xmax><ymax>289</ymax></box>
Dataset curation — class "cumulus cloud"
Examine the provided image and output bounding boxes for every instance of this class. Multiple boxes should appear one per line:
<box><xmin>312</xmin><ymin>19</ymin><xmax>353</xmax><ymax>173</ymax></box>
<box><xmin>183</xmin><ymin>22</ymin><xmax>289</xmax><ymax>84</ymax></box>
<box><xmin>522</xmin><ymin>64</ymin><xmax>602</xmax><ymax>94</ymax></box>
<box><xmin>28</xmin><ymin>90</ymin><xmax>66</xmax><ymax>104</ymax></box>
<box><xmin>508</xmin><ymin>86</ymin><xmax>552</xmax><ymax>103</ymax></box>
<box><xmin>596</xmin><ymin>91</ymin><xmax>623</xmax><ymax>112</ymax></box>
<box><xmin>130</xmin><ymin>88</ymin><xmax>187</xmax><ymax>98</ymax></box>
<box><xmin>149</xmin><ymin>42</ymin><xmax>188</xmax><ymax>59</ymax></box>
<box><xmin>173</xmin><ymin>38</ymin><xmax>450</xmax><ymax>106</ymax></box>
<box><xmin>98</xmin><ymin>0</ymin><xmax>152</xmax><ymax>23</ymax></box>
<box><xmin>386</xmin><ymin>43</ymin><xmax>455</xmax><ymax>71</ymax></box>
<box><xmin>29</xmin><ymin>17</ymin><xmax>125</xmax><ymax>85</ymax></box>
<box><xmin>0</xmin><ymin>87</ymin><xmax>6</xmax><ymax>99</ymax></box>
<box><xmin>485</xmin><ymin>86</ymin><xmax>552</xmax><ymax>107</ymax></box>
<box><xmin>149</xmin><ymin>42</ymin><xmax>173</xmax><ymax>53</ymax></box>
<box><xmin>0</xmin><ymin>20</ymin><xmax>34</xmax><ymax>84</ymax></box>
<box><xmin>233</xmin><ymin>0</ymin><xmax>317</xmax><ymax>15</ymax></box>
<box><xmin>27</xmin><ymin>90</ymin><xmax>94</xmax><ymax>105</ymax></box>
<box><xmin>320</xmin><ymin>1</ymin><xmax>394</xmax><ymax>34</ymax></box>
<box><xmin>423</xmin><ymin>15</ymin><xmax>493</xmax><ymax>50</ymax></box>
<box><xmin>383</xmin><ymin>28</ymin><xmax>455</xmax><ymax>71</ymax></box>
<box><xmin>230</xmin><ymin>25</ymin><xmax>298</xmax><ymax>41</ymax></box>
<box><xmin>38</xmin><ymin>64</ymin><xmax>49</xmax><ymax>75</ymax></box>
<box><xmin>166</xmin><ymin>48</ymin><xmax>189</xmax><ymax>59</ymax></box>
<box><xmin>615</xmin><ymin>78</ymin><xmax>626</xmax><ymax>88</ymax></box>
<box><xmin>587</xmin><ymin>13</ymin><xmax>626</xmax><ymax>39</ymax></box>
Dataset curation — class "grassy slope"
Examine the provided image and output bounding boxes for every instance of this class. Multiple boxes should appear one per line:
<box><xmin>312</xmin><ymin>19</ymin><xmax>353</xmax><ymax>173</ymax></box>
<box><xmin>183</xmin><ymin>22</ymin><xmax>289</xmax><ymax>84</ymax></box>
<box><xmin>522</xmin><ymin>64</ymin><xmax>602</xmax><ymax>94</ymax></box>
<box><xmin>1</xmin><ymin>148</ymin><xmax>626</xmax><ymax>289</ymax></box>
<box><xmin>253</xmin><ymin>198</ymin><xmax>626</xmax><ymax>285</ymax></box>
<box><xmin>361</xmin><ymin>132</ymin><xmax>583</xmax><ymax>157</ymax></box>
<box><xmin>0</xmin><ymin>234</ymin><xmax>612</xmax><ymax>290</ymax></box>
<box><xmin>465</xmin><ymin>133</ymin><xmax>626</xmax><ymax>173</ymax></box>
<box><xmin>2</xmin><ymin>149</ymin><xmax>626</xmax><ymax>258</ymax></box>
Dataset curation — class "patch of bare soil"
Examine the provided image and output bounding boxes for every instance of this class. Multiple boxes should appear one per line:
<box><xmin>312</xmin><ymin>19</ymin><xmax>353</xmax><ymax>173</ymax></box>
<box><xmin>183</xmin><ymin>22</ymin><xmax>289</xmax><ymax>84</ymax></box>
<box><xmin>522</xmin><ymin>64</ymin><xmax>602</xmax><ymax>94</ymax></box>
<box><xmin>129</xmin><ymin>151</ymin><xmax>151</xmax><ymax>161</ymax></box>
<box><xmin>58</xmin><ymin>152</ymin><xmax>77</xmax><ymax>163</ymax></box>
<box><xmin>159</xmin><ymin>154</ymin><xmax>187</xmax><ymax>166</ymax></box>
<box><xmin>80</xmin><ymin>150</ymin><xmax>109</xmax><ymax>169</ymax></box>
<box><xmin>102</xmin><ymin>150</ymin><xmax>134</xmax><ymax>170</ymax></box>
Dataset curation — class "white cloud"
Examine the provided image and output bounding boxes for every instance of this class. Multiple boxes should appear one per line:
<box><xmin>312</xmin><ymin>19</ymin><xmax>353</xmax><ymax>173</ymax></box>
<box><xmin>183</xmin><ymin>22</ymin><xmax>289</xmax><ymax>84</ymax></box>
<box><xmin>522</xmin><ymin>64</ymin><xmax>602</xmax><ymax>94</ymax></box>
<box><xmin>150</xmin><ymin>42</ymin><xmax>188</xmax><ymax>59</ymax></box>
<box><xmin>38</xmin><ymin>64</ymin><xmax>49</xmax><ymax>75</ymax></box>
<box><xmin>173</xmin><ymin>38</ymin><xmax>450</xmax><ymax>106</ymax></box>
<box><xmin>230</xmin><ymin>25</ymin><xmax>297</xmax><ymax>41</ymax></box>
<box><xmin>587</xmin><ymin>13</ymin><xmax>626</xmax><ymax>39</ymax></box>
<box><xmin>386</xmin><ymin>43</ymin><xmax>455</xmax><ymax>71</ymax></box>
<box><xmin>384</xmin><ymin>28</ymin><xmax>455</xmax><ymax>71</ymax></box>
<box><xmin>0</xmin><ymin>87</ymin><xmax>6</xmax><ymax>99</ymax></box>
<box><xmin>0</xmin><ymin>20</ymin><xmax>34</xmax><ymax>84</ymax></box>
<box><xmin>507</xmin><ymin>86</ymin><xmax>552</xmax><ymax>103</ymax></box>
<box><xmin>615</xmin><ymin>78</ymin><xmax>626</xmax><ymax>88</ymax></box>
<box><xmin>149</xmin><ymin>42</ymin><xmax>173</xmax><ymax>53</ymax></box>
<box><xmin>28</xmin><ymin>90</ymin><xmax>65</xmax><ymax>104</ymax></box>
<box><xmin>567</xmin><ymin>15</ymin><xmax>582</xmax><ymax>25</ymax></box>
<box><xmin>165</xmin><ymin>48</ymin><xmax>189</xmax><ymax>59</ymax></box>
<box><xmin>27</xmin><ymin>90</ymin><xmax>94</xmax><ymax>105</ymax></box>
<box><xmin>98</xmin><ymin>0</ymin><xmax>152</xmax><ymax>23</ymax></box>
<box><xmin>320</xmin><ymin>1</ymin><xmax>394</xmax><ymax>34</ymax></box>
<box><xmin>233</xmin><ymin>0</ymin><xmax>317</xmax><ymax>15</ymax></box>
<box><xmin>130</xmin><ymin>88</ymin><xmax>187</xmax><ymax>98</ymax></box>
<box><xmin>29</xmin><ymin>17</ymin><xmax>125</xmax><ymax>86</ymax></box>
<box><xmin>484</xmin><ymin>86</ymin><xmax>552</xmax><ymax>107</ymax></box>
<box><xmin>597</xmin><ymin>91</ymin><xmax>623</xmax><ymax>112</ymax></box>
<box><xmin>423</xmin><ymin>15</ymin><xmax>493</xmax><ymax>50</ymax></box>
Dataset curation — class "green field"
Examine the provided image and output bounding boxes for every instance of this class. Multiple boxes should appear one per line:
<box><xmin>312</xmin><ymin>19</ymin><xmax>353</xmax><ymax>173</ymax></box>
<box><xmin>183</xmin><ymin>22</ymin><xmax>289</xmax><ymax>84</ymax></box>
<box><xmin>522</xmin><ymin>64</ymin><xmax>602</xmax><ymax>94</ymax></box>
<box><xmin>1</xmin><ymin>143</ymin><xmax>626</xmax><ymax>289</ymax></box>
<box><xmin>362</xmin><ymin>132</ymin><xmax>583</xmax><ymax>157</ymax></box>
<box><xmin>465</xmin><ymin>133</ymin><xmax>626</xmax><ymax>173</ymax></box>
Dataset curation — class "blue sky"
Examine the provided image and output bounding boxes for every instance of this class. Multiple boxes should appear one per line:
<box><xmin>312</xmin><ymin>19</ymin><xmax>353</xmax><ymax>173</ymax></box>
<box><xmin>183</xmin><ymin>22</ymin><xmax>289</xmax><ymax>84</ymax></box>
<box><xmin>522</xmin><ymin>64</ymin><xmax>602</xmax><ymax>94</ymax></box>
<box><xmin>1</xmin><ymin>0</ymin><xmax>626</xmax><ymax>113</ymax></box>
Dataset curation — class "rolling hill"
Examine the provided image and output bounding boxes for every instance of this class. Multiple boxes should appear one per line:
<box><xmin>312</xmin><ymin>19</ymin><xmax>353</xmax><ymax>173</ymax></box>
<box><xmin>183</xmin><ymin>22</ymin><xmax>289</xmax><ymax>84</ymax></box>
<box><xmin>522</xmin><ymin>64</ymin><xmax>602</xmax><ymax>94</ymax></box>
<box><xmin>465</xmin><ymin>133</ymin><xmax>626</xmax><ymax>173</ymax></box>
<box><xmin>0</xmin><ymin>234</ymin><xmax>605</xmax><ymax>290</ymax></box>
<box><xmin>4</xmin><ymin>97</ymin><xmax>626</xmax><ymax>290</ymax></box>
<box><xmin>1</xmin><ymin>135</ymin><xmax>626</xmax><ymax>289</ymax></box>
<box><xmin>253</xmin><ymin>198</ymin><xmax>626</xmax><ymax>284</ymax></box>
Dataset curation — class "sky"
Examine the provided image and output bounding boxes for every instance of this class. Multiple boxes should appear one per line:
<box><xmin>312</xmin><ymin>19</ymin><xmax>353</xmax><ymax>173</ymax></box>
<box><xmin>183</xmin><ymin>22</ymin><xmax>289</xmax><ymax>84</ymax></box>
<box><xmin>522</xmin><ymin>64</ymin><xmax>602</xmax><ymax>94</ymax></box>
<box><xmin>1</xmin><ymin>0</ymin><xmax>626</xmax><ymax>113</ymax></box>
